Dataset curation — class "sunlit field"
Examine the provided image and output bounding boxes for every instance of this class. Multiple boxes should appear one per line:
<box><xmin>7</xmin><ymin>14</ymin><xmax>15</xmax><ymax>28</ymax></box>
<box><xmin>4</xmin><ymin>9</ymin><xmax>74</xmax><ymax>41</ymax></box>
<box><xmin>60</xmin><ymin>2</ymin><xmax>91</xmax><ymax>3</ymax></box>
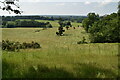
<box><xmin>2</xmin><ymin>27</ymin><xmax>118</xmax><ymax>78</ymax></box>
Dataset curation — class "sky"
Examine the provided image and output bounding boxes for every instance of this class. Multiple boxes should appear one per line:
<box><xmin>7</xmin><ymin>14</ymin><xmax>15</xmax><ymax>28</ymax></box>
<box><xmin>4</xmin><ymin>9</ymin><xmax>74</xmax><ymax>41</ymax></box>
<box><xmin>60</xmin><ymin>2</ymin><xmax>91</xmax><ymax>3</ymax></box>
<box><xmin>0</xmin><ymin>0</ymin><xmax>119</xmax><ymax>16</ymax></box>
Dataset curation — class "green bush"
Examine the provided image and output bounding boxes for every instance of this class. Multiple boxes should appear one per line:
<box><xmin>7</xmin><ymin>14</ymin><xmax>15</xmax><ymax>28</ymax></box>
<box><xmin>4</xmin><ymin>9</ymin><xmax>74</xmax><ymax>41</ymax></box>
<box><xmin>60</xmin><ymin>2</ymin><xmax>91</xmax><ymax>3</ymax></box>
<box><xmin>2</xmin><ymin>40</ymin><xmax>41</xmax><ymax>52</ymax></box>
<box><xmin>77</xmin><ymin>37</ymin><xmax>88</xmax><ymax>44</ymax></box>
<box><xmin>56</xmin><ymin>26</ymin><xmax>65</xmax><ymax>36</ymax></box>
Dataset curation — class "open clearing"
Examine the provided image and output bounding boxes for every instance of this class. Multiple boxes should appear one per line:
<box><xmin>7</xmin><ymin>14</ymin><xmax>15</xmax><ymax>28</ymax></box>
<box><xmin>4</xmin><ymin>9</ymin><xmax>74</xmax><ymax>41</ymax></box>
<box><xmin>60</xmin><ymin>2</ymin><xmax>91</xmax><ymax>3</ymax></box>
<box><xmin>2</xmin><ymin>27</ymin><xmax>118</xmax><ymax>78</ymax></box>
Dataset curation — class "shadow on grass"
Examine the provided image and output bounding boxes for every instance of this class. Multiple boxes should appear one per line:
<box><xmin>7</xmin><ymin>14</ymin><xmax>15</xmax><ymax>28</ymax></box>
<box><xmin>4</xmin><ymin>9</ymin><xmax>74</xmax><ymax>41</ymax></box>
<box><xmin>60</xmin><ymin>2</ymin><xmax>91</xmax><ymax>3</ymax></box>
<box><xmin>63</xmin><ymin>34</ymin><xmax>72</xmax><ymax>36</ymax></box>
<box><xmin>2</xmin><ymin>59</ymin><xmax>22</xmax><ymax>78</ymax></box>
<box><xmin>2</xmin><ymin>59</ymin><xmax>118</xmax><ymax>78</ymax></box>
<box><xmin>24</xmin><ymin>65</ymin><xmax>74</xmax><ymax>78</ymax></box>
<box><xmin>74</xmin><ymin>63</ymin><xmax>118</xmax><ymax>78</ymax></box>
<box><xmin>2</xmin><ymin>60</ymin><xmax>74</xmax><ymax>78</ymax></box>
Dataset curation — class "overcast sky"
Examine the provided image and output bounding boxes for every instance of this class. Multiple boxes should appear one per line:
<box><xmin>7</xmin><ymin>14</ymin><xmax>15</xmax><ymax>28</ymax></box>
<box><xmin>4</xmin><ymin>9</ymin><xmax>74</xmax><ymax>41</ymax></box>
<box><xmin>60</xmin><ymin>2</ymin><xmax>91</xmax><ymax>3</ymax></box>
<box><xmin>0</xmin><ymin>0</ymin><xmax>119</xmax><ymax>16</ymax></box>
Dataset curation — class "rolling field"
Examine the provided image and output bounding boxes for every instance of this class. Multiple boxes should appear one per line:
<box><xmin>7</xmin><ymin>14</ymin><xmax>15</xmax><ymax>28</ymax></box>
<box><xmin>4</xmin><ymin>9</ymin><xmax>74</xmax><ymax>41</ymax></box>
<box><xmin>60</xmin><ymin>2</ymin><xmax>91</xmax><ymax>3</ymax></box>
<box><xmin>36</xmin><ymin>20</ymin><xmax>82</xmax><ymax>27</ymax></box>
<box><xmin>2</xmin><ymin>27</ymin><xmax>119</xmax><ymax>78</ymax></box>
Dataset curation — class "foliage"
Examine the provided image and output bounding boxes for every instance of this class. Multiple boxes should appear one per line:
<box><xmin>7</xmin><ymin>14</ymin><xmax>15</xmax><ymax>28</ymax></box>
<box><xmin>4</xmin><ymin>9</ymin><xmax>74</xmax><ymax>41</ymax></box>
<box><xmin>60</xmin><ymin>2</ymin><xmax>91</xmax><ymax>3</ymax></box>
<box><xmin>118</xmin><ymin>1</ymin><xmax>120</xmax><ymax>28</ymax></box>
<box><xmin>56</xmin><ymin>26</ymin><xmax>65</xmax><ymax>36</ymax></box>
<box><xmin>2</xmin><ymin>40</ymin><xmax>41</xmax><ymax>51</ymax></box>
<box><xmin>2</xmin><ymin>20</ymin><xmax>53</xmax><ymax>28</ymax></box>
<box><xmin>58</xmin><ymin>21</ymin><xmax>72</xmax><ymax>31</ymax></box>
<box><xmin>82</xmin><ymin>12</ymin><xmax>119</xmax><ymax>43</ymax></box>
<box><xmin>56</xmin><ymin>20</ymin><xmax>72</xmax><ymax>36</ymax></box>
<box><xmin>5</xmin><ymin>21</ymin><xmax>16</xmax><ymax>28</ymax></box>
<box><xmin>2</xmin><ymin>15</ymin><xmax>86</xmax><ymax>22</ymax></box>
<box><xmin>77</xmin><ymin>37</ymin><xmax>88</xmax><ymax>44</ymax></box>
<box><xmin>82</xmin><ymin>13</ymin><xmax>99</xmax><ymax>32</ymax></box>
<box><xmin>0</xmin><ymin>0</ymin><xmax>22</xmax><ymax>14</ymax></box>
<box><xmin>89</xmin><ymin>13</ymin><xmax>119</xmax><ymax>43</ymax></box>
<box><xmin>58</xmin><ymin>21</ymin><xmax>72</xmax><ymax>27</ymax></box>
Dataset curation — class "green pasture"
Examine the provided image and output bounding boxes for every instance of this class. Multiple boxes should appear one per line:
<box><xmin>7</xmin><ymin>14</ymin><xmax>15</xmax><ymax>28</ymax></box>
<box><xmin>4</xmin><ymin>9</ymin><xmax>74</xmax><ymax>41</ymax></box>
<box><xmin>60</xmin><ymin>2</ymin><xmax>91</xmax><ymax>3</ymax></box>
<box><xmin>2</xmin><ymin>27</ymin><xmax>118</xmax><ymax>78</ymax></box>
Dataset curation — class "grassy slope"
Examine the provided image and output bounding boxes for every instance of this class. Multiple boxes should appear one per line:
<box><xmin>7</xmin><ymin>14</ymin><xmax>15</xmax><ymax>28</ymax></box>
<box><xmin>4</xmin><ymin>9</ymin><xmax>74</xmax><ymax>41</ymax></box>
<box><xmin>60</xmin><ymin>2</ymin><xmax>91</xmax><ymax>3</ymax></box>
<box><xmin>2</xmin><ymin>27</ymin><xmax>118</xmax><ymax>78</ymax></box>
<box><xmin>36</xmin><ymin>20</ymin><xmax>82</xmax><ymax>27</ymax></box>
<box><xmin>36</xmin><ymin>20</ymin><xmax>60</xmax><ymax>27</ymax></box>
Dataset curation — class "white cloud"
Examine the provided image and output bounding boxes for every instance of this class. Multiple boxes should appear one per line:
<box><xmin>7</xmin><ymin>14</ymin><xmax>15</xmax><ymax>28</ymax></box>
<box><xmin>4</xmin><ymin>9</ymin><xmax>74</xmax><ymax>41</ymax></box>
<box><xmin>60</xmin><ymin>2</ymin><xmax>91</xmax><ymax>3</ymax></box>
<box><xmin>84</xmin><ymin>1</ymin><xmax>91</xmax><ymax>5</ymax></box>
<box><xmin>20</xmin><ymin>0</ymin><xmax>42</xmax><ymax>2</ymax></box>
<box><xmin>56</xmin><ymin>3</ymin><xmax>65</xmax><ymax>6</ymax></box>
<box><xmin>96</xmin><ymin>0</ymin><xmax>115</xmax><ymax>7</ymax></box>
<box><xmin>72</xmin><ymin>3</ymin><xmax>77</xmax><ymax>5</ymax></box>
<box><xmin>103</xmin><ymin>0</ymin><xmax>113</xmax><ymax>2</ymax></box>
<box><xmin>19</xmin><ymin>0</ymin><xmax>119</xmax><ymax>2</ymax></box>
<box><xmin>101</xmin><ymin>0</ymin><xmax>113</xmax><ymax>5</ymax></box>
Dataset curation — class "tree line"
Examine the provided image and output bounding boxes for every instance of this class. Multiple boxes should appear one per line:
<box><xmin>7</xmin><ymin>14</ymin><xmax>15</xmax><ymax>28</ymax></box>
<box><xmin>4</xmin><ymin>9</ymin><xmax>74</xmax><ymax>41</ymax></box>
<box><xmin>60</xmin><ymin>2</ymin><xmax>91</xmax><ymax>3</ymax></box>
<box><xmin>2</xmin><ymin>15</ymin><xmax>86</xmax><ymax>23</ymax></box>
<box><xmin>2</xmin><ymin>20</ymin><xmax>52</xmax><ymax>28</ymax></box>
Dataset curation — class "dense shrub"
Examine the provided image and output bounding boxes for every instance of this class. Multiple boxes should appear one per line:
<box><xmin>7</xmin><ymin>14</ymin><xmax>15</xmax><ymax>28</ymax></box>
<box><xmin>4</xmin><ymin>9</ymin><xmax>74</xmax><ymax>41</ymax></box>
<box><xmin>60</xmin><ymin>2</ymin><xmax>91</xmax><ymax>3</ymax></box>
<box><xmin>2</xmin><ymin>40</ymin><xmax>41</xmax><ymax>52</ymax></box>
<box><xmin>58</xmin><ymin>21</ymin><xmax>72</xmax><ymax>28</ymax></box>
<box><xmin>77</xmin><ymin>37</ymin><xmax>88</xmax><ymax>44</ymax></box>
<box><xmin>5</xmin><ymin>22</ymin><xmax>16</xmax><ymax>28</ymax></box>
<box><xmin>56</xmin><ymin>20</ymin><xmax>71</xmax><ymax>36</ymax></box>
<box><xmin>56</xmin><ymin>26</ymin><xmax>65</xmax><ymax>36</ymax></box>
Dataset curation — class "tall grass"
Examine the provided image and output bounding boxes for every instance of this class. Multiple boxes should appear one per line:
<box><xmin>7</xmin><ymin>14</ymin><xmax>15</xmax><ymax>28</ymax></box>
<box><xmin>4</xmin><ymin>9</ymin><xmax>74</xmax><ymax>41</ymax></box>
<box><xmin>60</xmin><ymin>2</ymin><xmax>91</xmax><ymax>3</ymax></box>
<box><xmin>2</xmin><ymin>27</ymin><xmax>118</xmax><ymax>78</ymax></box>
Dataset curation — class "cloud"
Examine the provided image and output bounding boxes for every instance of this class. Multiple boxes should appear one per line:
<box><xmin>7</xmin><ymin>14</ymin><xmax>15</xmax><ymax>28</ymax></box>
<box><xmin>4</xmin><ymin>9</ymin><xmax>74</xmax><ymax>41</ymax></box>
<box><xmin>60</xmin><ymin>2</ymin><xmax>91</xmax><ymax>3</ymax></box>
<box><xmin>56</xmin><ymin>3</ymin><xmax>65</xmax><ymax>6</ymax></box>
<box><xmin>96</xmin><ymin>0</ymin><xmax>115</xmax><ymax>8</ymax></box>
<box><xmin>72</xmin><ymin>3</ymin><xmax>78</xmax><ymax>5</ymax></box>
<box><xmin>19</xmin><ymin>0</ymin><xmax>119</xmax><ymax>2</ymax></box>
<box><xmin>84</xmin><ymin>1</ymin><xmax>91</xmax><ymax>5</ymax></box>
<box><xmin>102</xmin><ymin>0</ymin><xmax>113</xmax><ymax>2</ymax></box>
<box><xmin>20</xmin><ymin>0</ymin><xmax>42</xmax><ymax>2</ymax></box>
<box><xmin>101</xmin><ymin>0</ymin><xmax>113</xmax><ymax>5</ymax></box>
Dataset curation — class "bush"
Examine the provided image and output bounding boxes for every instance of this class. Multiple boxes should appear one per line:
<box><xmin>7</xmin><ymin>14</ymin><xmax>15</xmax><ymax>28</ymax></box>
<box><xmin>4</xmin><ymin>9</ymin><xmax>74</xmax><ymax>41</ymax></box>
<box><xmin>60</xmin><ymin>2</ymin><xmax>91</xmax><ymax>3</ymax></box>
<box><xmin>77</xmin><ymin>37</ymin><xmax>88</xmax><ymax>44</ymax></box>
<box><xmin>2</xmin><ymin>40</ymin><xmax>41</xmax><ymax>52</ymax></box>
<box><xmin>56</xmin><ymin>26</ymin><xmax>65</xmax><ymax>36</ymax></box>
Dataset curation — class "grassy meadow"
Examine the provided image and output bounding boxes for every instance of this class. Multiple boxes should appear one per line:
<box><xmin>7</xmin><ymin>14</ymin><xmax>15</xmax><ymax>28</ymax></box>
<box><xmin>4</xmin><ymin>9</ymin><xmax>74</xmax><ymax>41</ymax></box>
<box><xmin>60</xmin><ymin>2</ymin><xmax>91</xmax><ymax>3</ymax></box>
<box><xmin>36</xmin><ymin>20</ymin><xmax>82</xmax><ymax>27</ymax></box>
<box><xmin>2</xmin><ymin>24</ymin><xmax>119</xmax><ymax>78</ymax></box>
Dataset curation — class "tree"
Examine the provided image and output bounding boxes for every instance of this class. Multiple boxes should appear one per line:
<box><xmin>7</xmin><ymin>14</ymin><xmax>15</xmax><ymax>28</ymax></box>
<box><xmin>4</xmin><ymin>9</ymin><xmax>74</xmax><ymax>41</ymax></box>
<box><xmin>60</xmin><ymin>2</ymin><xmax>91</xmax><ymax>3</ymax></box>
<box><xmin>0</xmin><ymin>0</ymin><xmax>22</xmax><ymax>14</ymax></box>
<box><xmin>118</xmin><ymin>1</ymin><xmax>120</xmax><ymax>27</ymax></box>
<box><xmin>56</xmin><ymin>26</ymin><xmax>65</xmax><ymax>36</ymax></box>
<box><xmin>56</xmin><ymin>20</ymin><xmax>65</xmax><ymax>36</ymax></box>
<box><xmin>58</xmin><ymin>21</ymin><xmax>65</xmax><ymax>27</ymax></box>
<box><xmin>118</xmin><ymin>1</ymin><xmax>120</xmax><ymax>13</ymax></box>
<box><xmin>82</xmin><ymin>18</ymin><xmax>91</xmax><ymax>32</ymax></box>
<box><xmin>46</xmin><ymin>24</ymin><xmax>52</xmax><ymax>28</ymax></box>
<box><xmin>89</xmin><ymin>13</ymin><xmax>119</xmax><ymax>43</ymax></box>
<box><xmin>82</xmin><ymin>13</ymin><xmax>99</xmax><ymax>32</ymax></box>
<box><xmin>6</xmin><ymin>22</ymin><xmax>15</xmax><ymax>28</ymax></box>
<box><xmin>66</xmin><ymin>21</ymin><xmax>72</xmax><ymax>27</ymax></box>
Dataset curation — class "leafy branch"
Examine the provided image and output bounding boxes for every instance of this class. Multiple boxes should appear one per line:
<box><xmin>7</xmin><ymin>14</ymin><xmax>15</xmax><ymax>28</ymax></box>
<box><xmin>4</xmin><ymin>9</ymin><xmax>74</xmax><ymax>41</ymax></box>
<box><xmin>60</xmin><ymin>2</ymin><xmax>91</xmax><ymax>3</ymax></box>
<box><xmin>0</xmin><ymin>0</ymin><xmax>22</xmax><ymax>14</ymax></box>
